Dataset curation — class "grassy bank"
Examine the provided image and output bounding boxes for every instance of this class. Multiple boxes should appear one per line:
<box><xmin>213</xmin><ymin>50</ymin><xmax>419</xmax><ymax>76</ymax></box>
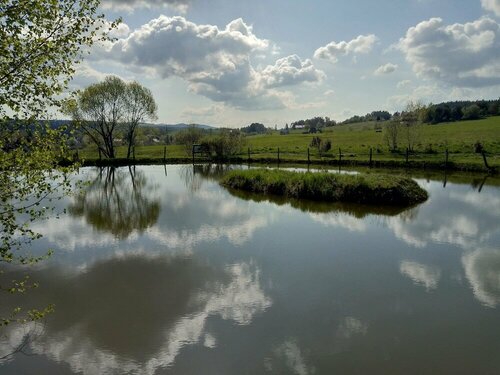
<box><xmin>220</xmin><ymin>169</ymin><xmax>428</xmax><ymax>206</ymax></box>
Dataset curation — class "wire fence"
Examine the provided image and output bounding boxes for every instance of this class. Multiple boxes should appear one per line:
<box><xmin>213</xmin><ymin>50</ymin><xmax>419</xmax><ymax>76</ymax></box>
<box><xmin>228</xmin><ymin>146</ymin><xmax>500</xmax><ymax>171</ymax></box>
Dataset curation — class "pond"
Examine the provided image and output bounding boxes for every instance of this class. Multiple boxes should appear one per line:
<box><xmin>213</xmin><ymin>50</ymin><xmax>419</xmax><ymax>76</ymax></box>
<box><xmin>1</xmin><ymin>165</ymin><xmax>500</xmax><ymax>374</ymax></box>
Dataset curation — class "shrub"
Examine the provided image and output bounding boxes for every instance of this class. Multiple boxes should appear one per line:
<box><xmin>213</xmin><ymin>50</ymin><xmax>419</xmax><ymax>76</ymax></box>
<box><xmin>200</xmin><ymin>129</ymin><xmax>246</xmax><ymax>159</ymax></box>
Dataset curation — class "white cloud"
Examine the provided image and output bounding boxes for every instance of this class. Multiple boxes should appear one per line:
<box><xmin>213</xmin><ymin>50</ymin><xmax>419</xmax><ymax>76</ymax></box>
<box><xmin>259</xmin><ymin>55</ymin><xmax>325</xmax><ymax>88</ymax></box>
<box><xmin>398</xmin><ymin>17</ymin><xmax>500</xmax><ymax>87</ymax></box>
<box><xmin>374</xmin><ymin>63</ymin><xmax>398</xmax><ymax>75</ymax></box>
<box><xmin>181</xmin><ymin>104</ymin><xmax>223</xmax><ymax>119</ymax></box>
<box><xmin>397</xmin><ymin>79</ymin><xmax>412</xmax><ymax>88</ymax></box>
<box><xmin>101</xmin><ymin>0</ymin><xmax>190</xmax><ymax>13</ymax></box>
<box><xmin>92</xmin><ymin>16</ymin><xmax>323</xmax><ymax>111</ymax></box>
<box><xmin>482</xmin><ymin>0</ymin><xmax>500</xmax><ymax>16</ymax></box>
<box><xmin>314</xmin><ymin>34</ymin><xmax>378</xmax><ymax>63</ymax></box>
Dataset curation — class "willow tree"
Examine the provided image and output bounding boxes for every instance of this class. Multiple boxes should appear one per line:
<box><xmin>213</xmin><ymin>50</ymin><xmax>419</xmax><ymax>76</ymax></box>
<box><xmin>124</xmin><ymin>82</ymin><xmax>158</xmax><ymax>159</ymax></box>
<box><xmin>67</xmin><ymin>77</ymin><xmax>157</xmax><ymax>159</ymax></box>
<box><xmin>0</xmin><ymin>0</ymin><xmax>117</xmax><ymax>328</ymax></box>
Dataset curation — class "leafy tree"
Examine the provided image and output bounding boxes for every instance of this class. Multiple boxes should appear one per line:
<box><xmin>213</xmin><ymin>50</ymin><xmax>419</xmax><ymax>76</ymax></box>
<box><xmin>0</xmin><ymin>0</ymin><xmax>117</xmax><ymax>328</ymax></box>
<box><xmin>462</xmin><ymin>104</ymin><xmax>481</xmax><ymax>120</ymax></box>
<box><xmin>123</xmin><ymin>82</ymin><xmax>157</xmax><ymax>158</ymax></box>
<box><xmin>66</xmin><ymin>76</ymin><xmax>126</xmax><ymax>159</ymax></box>
<box><xmin>65</xmin><ymin>77</ymin><xmax>157</xmax><ymax>159</ymax></box>
<box><xmin>175</xmin><ymin>124</ymin><xmax>205</xmax><ymax>155</ymax></box>
<box><xmin>1</xmin><ymin>0</ymin><xmax>117</xmax><ymax>118</ymax></box>
<box><xmin>401</xmin><ymin>101</ymin><xmax>425</xmax><ymax>152</ymax></box>
<box><xmin>201</xmin><ymin>129</ymin><xmax>246</xmax><ymax>159</ymax></box>
<box><xmin>241</xmin><ymin>123</ymin><xmax>267</xmax><ymax>134</ymax></box>
<box><xmin>384</xmin><ymin>118</ymin><xmax>401</xmax><ymax>152</ymax></box>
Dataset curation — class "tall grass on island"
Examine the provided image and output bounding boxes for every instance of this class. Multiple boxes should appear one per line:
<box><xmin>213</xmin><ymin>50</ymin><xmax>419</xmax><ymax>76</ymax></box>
<box><xmin>220</xmin><ymin>169</ymin><xmax>428</xmax><ymax>206</ymax></box>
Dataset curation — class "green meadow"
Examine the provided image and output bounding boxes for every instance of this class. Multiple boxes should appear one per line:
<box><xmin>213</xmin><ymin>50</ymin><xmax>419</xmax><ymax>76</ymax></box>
<box><xmin>79</xmin><ymin>117</ymin><xmax>500</xmax><ymax>169</ymax></box>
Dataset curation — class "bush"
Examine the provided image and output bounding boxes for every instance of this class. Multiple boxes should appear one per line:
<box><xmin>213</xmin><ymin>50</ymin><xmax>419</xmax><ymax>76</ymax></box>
<box><xmin>174</xmin><ymin>125</ymin><xmax>205</xmax><ymax>155</ymax></box>
<box><xmin>200</xmin><ymin>129</ymin><xmax>246</xmax><ymax>159</ymax></box>
<box><xmin>310</xmin><ymin>137</ymin><xmax>332</xmax><ymax>155</ymax></box>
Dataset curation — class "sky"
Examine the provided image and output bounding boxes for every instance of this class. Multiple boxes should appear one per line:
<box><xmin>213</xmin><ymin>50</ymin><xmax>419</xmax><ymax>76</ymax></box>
<box><xmin>74</xmin><ymin>0</ymin><xmax>500</xmax><ymax>127</ymax></box>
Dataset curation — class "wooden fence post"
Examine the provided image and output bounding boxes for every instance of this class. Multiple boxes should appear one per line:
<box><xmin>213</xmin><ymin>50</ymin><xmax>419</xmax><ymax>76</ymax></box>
<box><xmin>339</xmin><ymin>148</ymin><xmax>342</xmax><ymax>164</ymax></box>
<box><xmin>163</xmin><ymin>146</ymin><xmax>167</xmax><ymax>163</ymax></box>
<box><xmin>307</xmin><ymin>148</ymin><xmax>310</xmax><ymax>164</ymax></box>
<box><xmin>481</xmin><ymin>151</ymin><xmax>491</xmax><ymax>170</ymax></box>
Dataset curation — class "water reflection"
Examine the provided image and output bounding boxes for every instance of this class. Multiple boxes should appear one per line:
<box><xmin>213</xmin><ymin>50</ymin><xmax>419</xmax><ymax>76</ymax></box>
<box><xmin>2</xmin><ymin>165</ymin><xmax>500</xmax><ymax>374</ymax></box>
<box><xmin>0</xmin><ymin>255</ymin><xmax>271</xmax><ymax>374</ymax></box>
<box><xmin>462</xmin><ymin>248</ymin><xmax>500</xmax><ymax>308</ymax></box>
<box><xmin>68</xmin><ymin>167</ymin><xmax>160</xmax><ymax>239</ymax></box>
<box><xmin>400</xmin><ymin>261</ymin><xmax>441</xmax><ymax>290</ymax></box>
<box><xmin>224</xmin><ymin>187</ymin><xmax>414</xmax><ymax>217</ymax></box>
<box><xmin>384</xmin><ymin>182</ymin><xmax>500</xmax><ymax>250</ymax></box>
<box><xmin>179</xmin><ymin>164</ymin><xmax>236</xmax><ymax>192</ymax></box>
<box><xmin>269</xmin><ymin>339</ymin><xmax>315</xmax><ymax>375</ymax></box>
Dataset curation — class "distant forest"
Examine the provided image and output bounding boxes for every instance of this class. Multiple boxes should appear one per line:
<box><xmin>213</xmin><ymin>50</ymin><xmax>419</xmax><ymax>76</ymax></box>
<box><xmin>341</xmin><ymin>99</ymin><xmax>500</xmax><ymax>125</ymax></box>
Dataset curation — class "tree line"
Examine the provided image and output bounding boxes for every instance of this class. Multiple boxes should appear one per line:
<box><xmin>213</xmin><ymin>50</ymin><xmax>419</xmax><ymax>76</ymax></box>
<box><xmin>341</xmin><ymin>99</ymin><xmax>499</xmax><ymax>126</ymax></box>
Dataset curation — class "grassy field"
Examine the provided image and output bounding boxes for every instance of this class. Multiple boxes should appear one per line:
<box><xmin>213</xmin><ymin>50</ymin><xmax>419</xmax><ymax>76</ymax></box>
<box><xmin>79</xmin><ymin>117</ymin><xmax>500</xmax><ymax>170</ymax></box>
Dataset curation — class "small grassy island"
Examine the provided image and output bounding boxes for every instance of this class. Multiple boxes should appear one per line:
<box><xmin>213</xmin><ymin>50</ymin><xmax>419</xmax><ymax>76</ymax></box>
<box><xmin>221</xmin><ymin>169</ymin><xmax>428</xmax><ymax>206</ymax></box>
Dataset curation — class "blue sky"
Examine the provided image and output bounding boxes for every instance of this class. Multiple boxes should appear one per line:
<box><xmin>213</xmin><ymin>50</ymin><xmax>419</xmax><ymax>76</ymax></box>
<box><xmin>75</xmin><ymin>0</ymin><xmax>500</xmax><ymax>126</ymax></box>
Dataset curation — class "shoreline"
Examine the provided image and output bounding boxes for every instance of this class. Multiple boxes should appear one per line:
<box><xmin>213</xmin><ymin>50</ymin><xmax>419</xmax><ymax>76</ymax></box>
<box><xmin>78</xmin><ymin>156</ymin><xmax>498</xmax><ymax>174</ymax></box>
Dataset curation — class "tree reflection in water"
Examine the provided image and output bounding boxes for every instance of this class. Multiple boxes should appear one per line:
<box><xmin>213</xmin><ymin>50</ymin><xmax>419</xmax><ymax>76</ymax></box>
<box><xmin>68</xmin><ymin>167</ymin><xmax>160</xmax><ymax>239</ymax></box>
<box><xmin>179</xmin><ymin>164</ymin><xmax>236</xmax><ymax>193</ymax></box>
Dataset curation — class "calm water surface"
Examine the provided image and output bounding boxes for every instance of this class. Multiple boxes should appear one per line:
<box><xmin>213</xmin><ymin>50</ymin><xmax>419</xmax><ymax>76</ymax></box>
<box><xmin>1</xmin><ymin>165</ymin><xmax>499</xmax><ymax>374</ymax></box>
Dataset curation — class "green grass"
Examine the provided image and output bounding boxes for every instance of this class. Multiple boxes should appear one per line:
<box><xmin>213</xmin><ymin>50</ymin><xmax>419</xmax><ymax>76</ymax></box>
<box><xmin>78</xmin><ymin>117</ymin><xmax>500</xmax><ymax>170</ymax></box>
<box><xmin>245</xmin><ymin>117</ymin><xmax>500</xmax><ymax>164</ymax></box>
<box><xmin>220</xmin><ymin>169</ymin><xmax>428</xmax><ymax>206</ymax></box>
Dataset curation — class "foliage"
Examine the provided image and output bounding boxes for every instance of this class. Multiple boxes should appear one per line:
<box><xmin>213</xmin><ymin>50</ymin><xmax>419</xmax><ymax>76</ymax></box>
<box><xmin>241</xmin><ymin>123</ymin><xmax>267</xmax><ymax>134</ymax></box>
<box><xmin>0</xmin><ymin>0</ymin><xmax>117</xmax><ymax>327</ymax></box>
<box><xmin>384</xmin><ymin>119</ymin><xmax>401</xmax><ymax>151</ymax></box>
<box><xmin>174</xmin><ymin>124</ymin><xmax>206</xmax><ymax>155</ymax></box>
<box><xmin>400</xmin><ymin>101</ymin><xmax>425</xmax><ymax>152</ymax></box>
<box><xmin>122</xmin><ymin>81</ymin><xmax>157</xmax><ymax>158</ymax></box>
<box><xmin>310</xmin><ymin>136</ymin><xmax>332</xmax><ymax>155</ymax></box>
<box><xmin>291</xmin><ymin>116</ymin><xmax>336</xmax><ymax>130</ymax></box>
<box><xmin>221</xmin><ymin>169</ymin><xmax>428</xmax><ymax>206</ymax></box>
<box><xmin>65</xmin><ymin>76</ymin><xmax>157</xmax><ymax>159</ymax></box>
<box><xmin>78</xmin><ymin>116</ymin><xmax>500</xmax><ymax>169</ymax></box>
<box><xmin>200</xmin><ymin>129</ymin><xmax>246</xmax><ymax>159</ymax></box>
<box><xmin>462</xmin><ymin>104</ymin><xmax>481</xmax><ymax>121</ymax></box>
<box><xmin>0</xmin><ymin>120</ymin><xmax>77</xmax><ymax>327</ymax></box>
<box><xmin>0</xmin><ymin>0</ymin><xmax>117</xmax><ymax>118</ymax></box>
<box><xmin>342</xmin><ymin>111</ymin><xmax>391</xmax><ymax>124</ymax></box>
